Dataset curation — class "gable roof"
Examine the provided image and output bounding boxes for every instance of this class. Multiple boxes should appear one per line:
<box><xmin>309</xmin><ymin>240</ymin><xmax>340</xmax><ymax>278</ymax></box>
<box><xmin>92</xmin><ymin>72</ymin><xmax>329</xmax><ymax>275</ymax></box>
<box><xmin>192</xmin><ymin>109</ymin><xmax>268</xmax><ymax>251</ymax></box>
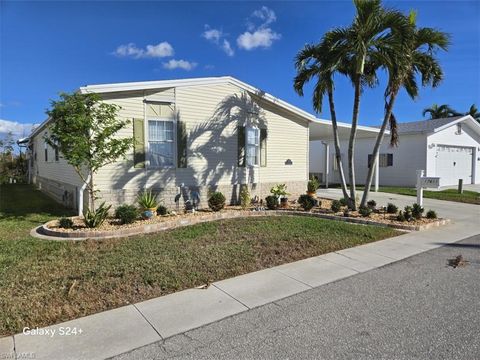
<box><xmin>80</xmin><ymin>76</ymin><xmax>319</xmax><ymax>124</ymax></box>
<box><xmin>30</xmin><ymin>76</ymin><xmax>384</xmax><ymax>139</ymax></box>
<box><xmin>393</xmin><ymin>115</ymin><xmax>480</xmax><ymax>136</ymax></box>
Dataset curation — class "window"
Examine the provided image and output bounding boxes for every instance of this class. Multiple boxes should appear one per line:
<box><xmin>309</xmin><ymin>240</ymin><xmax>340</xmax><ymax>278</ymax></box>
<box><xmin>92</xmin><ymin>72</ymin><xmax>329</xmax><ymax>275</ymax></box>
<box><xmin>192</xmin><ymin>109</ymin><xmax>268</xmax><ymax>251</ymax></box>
<box><xmin>44</xmin><ymin>141</ymin><xmax>48</xmax><ymax>162</ymax></box>
<box><xmin>246</xmin><ymin>127</ymin><xmax>260</xmax><ymax>166</ymax></box>
<box><xmin>456</xmin><ymin>123</ymin><xmax>462</xmax><ymax>134</ymax></box>
<box><xmin>148</xmin><ymin>120</ymin><xmax>174</xmax><ymax>167</ymax></box>
<box><xmin>368</xmin><ymin>153</ymin><xmax>393</xmax><ymax>168</ymax></box>
<box><xmin>54</xmin><ymin>140</ymin><xmax>59</xmax><ymax>162</ymax></box>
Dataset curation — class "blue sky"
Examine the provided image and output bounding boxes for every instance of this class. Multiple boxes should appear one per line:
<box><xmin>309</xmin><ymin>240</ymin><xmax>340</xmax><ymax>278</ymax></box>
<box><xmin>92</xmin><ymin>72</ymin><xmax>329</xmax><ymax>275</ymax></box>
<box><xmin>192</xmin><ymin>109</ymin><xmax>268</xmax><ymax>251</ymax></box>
<box><xmin>1</xmin><ymin>0</ymin><xmax>479</xmax><ymax>139</ymax></box>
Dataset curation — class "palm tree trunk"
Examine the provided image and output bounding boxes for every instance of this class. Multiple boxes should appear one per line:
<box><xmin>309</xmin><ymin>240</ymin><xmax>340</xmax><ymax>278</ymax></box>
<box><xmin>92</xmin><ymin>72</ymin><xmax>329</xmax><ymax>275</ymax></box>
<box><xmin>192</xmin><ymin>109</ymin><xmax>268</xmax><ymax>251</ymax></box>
<box><xmin>360</xmin><ymin>93</ymin><xmax>398</xmax><ymax>208</ymax></box>
<box><xmin>327</xmin><ymin>87</ymin><xmax>349</xmax><ymax>199</ymax></box>
<box><xmin>348</xmin><ymin>74</ymin><xmax>361</xmax><ymax>210</ymax></box>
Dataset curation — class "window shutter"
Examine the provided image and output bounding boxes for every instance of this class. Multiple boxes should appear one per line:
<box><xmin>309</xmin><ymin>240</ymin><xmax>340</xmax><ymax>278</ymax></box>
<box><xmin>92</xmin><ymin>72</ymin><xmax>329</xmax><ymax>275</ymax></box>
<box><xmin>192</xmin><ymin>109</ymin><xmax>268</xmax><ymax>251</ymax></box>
<box><xmin>133</xmin><ymin>118</ymin><xmax>145</xmax><ymax>168</ymax></box>
<box><xmin>367</xmin><ymin>154</ymin><xmax>372</xmax><ymax>168</ymax></box>
<box><xmin>260</xmin><ymin>128</ymin><xmax>267</xmax><ymax>167</ymax></box>
<box><xmin>387</xmin><ymin>153</ymin><xmax>393</xmax><ymax>166</ymax></box>
<box><xmin>237</xmin><ymin>126</ymin><xmax>246</xmax><ymax>167</ymax></box>
<box><xmin>177</xmin><ymin>120</ymin><xmax>187</xmax><ymax>168</ymax></box>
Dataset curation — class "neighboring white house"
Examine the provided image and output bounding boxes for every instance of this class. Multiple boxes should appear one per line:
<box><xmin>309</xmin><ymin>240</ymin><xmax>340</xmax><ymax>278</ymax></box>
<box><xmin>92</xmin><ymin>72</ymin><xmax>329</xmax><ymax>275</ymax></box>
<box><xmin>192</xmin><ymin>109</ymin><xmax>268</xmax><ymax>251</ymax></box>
<box><xmin>26</xmin><ymin>76</ymin><xmax>383</xmax><ymax>211</ymax></box>
<box><xmin>310</xmin><ymin>115</ymin><xmax>480</xmax><ymax>188</ymax></box>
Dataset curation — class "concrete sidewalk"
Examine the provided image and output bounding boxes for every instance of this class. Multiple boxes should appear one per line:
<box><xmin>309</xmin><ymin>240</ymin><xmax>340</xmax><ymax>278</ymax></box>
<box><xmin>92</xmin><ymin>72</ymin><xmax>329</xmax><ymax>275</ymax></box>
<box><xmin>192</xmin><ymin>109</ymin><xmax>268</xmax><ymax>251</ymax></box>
<box><xmin>1</xmin><ymin>192</ymin><xmax>478</xmax><ymax>360</ymax></box>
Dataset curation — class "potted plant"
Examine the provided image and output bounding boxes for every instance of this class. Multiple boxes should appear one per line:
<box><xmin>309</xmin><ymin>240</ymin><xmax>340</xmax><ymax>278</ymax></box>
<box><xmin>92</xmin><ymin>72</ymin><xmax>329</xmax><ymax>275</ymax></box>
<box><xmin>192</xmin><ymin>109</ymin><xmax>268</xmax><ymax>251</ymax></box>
<box><xmin>138</xmin><ymin>189</ymin><xmax>159</xmax><ymax>219</ymax></box>
<box><xmin>307</xmin><ymin>177</ymin><xmax>319</xmax><ymax>197</ymax></box>
<box><xmin>270</xmin><ymin>184</ymin><xmax>290</xmax><ymax>207</ymax></box>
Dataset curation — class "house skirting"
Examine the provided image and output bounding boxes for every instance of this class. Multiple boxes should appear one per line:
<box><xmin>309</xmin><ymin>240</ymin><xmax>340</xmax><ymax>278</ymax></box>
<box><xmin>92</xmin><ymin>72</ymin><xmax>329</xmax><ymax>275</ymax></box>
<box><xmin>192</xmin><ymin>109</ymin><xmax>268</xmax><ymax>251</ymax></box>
<box><xmin>34</xmin><ymin>176</ymin><xmax>79</xmax><ymax>210</ymax></box>
<box><xmin>96</xmin><ymin>180</ymin><xmax>308</xmax><ymax>210</ymax></box>
<box><xmin>33</xmin><ymin>177</ymin><xmax>307</xmax><ymax>211</ymax></box>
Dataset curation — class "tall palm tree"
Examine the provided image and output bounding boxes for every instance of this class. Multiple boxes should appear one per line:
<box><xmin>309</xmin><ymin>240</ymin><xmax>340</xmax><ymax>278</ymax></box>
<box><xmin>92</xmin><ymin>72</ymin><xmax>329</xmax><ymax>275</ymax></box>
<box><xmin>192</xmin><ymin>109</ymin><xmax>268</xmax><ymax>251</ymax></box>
<box><xmin>293</xmin><ymin>41</ymin><xmax>350</xmax><ymax>200</ymax></box>
<box><xmin>325</xmin><ymin>0</ymin><xmax>408</xmax><ymax>209</ymax></box>
<box><xmin>360</xmin><ymin>12</ymin><xmax>449</xmax><ymax>208</ymax></box>
<box><xmin>465</xmin><ymin>104</ymin><xmax>480</xmax><ymax>123</ymax></box>
<box><xmin>422</xmin><ymin>103</ymin><xmax>458</xmax><ymax>119</ymax></box>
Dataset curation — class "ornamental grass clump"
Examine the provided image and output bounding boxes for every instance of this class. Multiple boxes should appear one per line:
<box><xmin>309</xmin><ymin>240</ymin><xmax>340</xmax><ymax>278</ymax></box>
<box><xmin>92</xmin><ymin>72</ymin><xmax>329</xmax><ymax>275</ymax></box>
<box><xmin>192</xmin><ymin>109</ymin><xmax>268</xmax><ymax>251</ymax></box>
<box><xmin>83</xmin><ymin>202</ymin><xmax>111</xmax><ymax>228</ymax></box>
<box><xmin>137</xmin><ymin>189</ymin><xmax>159</xmax><ymax>209</ymax></box>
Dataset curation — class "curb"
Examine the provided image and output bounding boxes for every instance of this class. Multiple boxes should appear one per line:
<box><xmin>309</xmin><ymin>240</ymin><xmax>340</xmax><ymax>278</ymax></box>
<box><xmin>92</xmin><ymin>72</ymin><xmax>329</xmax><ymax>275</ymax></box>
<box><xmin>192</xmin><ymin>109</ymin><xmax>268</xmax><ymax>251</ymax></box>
<box><xmin>32</xmin><ymin>210</ymin><xmax>450</xmax><ymax>241</ymax></box>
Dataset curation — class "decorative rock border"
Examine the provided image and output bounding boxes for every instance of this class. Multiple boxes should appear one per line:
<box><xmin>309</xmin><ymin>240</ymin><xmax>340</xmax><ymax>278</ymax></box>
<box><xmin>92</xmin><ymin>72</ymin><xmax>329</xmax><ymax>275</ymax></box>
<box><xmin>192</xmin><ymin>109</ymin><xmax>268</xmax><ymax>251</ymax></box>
<box><xmin>32</xmin><ymin>210</ymin><xmax>451</xmax><ymax>241</ymax></box>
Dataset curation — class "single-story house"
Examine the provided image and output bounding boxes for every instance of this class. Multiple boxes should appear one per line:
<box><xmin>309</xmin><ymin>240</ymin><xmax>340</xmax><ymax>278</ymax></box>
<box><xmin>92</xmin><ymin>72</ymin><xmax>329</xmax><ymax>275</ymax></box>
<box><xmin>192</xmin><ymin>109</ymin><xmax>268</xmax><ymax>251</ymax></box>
<box><xmin>27</xmin><ymin>76</ymin><xmax>382</xmax><ymax>212</ymax></box>
<box><xmin>310</xmin><ymin>115</ymin><xmax>480</xmax><ymax>188</ymax></box>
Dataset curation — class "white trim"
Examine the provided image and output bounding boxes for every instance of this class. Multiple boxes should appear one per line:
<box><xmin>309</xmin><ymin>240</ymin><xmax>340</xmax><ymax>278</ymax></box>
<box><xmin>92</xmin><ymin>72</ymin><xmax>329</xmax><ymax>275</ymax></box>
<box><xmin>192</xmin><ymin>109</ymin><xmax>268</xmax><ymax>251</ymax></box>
<box><xmin>146</xmin><ymin>117</ymin><xmax>176</xmax><ymax>169</ymax></box>
<box><xmin>245</xmin><ymin>126</ymin><xmax>260</xmax><ymax>167</ymax></box>
<box><xmin>432</xmin><ymin>115</ymin><xmax>480</xmax><ymax>135</ymax></box>
<box><xmin>31</xmin><ymin>76</ymin><xmax>385</xmax><ymax>140</ymax></box>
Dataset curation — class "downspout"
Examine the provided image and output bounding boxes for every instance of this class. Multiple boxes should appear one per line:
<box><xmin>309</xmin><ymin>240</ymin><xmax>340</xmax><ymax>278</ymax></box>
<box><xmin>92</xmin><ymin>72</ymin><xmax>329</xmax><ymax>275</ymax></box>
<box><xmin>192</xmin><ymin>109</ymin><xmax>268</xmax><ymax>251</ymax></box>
<box><xmin>78</xmin><ymin>173</ymin><xmax>91</xmax><ymax>216</ymax></box>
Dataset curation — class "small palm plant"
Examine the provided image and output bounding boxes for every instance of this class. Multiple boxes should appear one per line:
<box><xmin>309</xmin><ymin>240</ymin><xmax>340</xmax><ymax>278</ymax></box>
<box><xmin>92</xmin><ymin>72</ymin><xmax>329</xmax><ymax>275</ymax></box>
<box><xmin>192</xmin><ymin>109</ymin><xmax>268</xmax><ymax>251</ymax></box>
<box><xmin>138</xmin><ymin>189</ymin><xmax>159</xmax><ymax>219</ymax></box>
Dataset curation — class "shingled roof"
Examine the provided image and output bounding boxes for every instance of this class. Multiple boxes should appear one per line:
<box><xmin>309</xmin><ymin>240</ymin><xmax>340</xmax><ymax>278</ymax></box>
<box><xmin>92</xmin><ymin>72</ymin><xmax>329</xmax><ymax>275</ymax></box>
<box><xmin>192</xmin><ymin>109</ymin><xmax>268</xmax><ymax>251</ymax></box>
<box><xmin>387</xmin><ymin>116</ymin><xmax>464</xmax><ymax>134</ymax></box>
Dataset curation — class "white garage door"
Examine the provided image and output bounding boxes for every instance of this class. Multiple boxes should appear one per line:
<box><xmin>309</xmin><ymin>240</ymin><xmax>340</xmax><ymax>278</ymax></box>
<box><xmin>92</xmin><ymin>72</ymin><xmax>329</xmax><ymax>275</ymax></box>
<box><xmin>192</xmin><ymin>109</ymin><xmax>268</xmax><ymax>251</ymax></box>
<box><xmin>435</xmin><ymin>145</ymin><xmax>473</xmax><ymax>186</ymax></box>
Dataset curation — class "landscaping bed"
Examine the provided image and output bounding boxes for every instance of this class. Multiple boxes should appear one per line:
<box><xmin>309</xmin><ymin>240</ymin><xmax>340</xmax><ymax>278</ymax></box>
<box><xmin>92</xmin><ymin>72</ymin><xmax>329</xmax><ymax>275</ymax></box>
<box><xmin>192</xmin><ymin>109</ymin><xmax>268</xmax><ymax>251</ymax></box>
<box><xmin>1</xmin><ymin>184</ymin><xmax>403</xmax><ymax>337</ymax></box>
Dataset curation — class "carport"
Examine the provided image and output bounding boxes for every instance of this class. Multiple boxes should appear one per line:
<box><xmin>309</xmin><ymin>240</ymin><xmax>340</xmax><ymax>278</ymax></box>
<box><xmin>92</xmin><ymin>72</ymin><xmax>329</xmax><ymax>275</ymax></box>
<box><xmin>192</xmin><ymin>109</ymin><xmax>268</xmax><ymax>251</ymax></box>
<box><xmin>309</xmin><ymin>119</ymin><xmax>387</xmax><ymax>191</ymax></box>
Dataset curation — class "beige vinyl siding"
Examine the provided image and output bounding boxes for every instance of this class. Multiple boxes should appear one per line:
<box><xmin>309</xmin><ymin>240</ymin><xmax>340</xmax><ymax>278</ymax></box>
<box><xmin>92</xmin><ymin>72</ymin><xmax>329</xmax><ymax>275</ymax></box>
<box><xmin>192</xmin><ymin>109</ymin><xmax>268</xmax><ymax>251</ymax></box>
<box><xmin>32</xmin><ymin>83</ymin><xmax>308</xmax><ymax>201</ymax></box>
<box><xmin>31</xmin><ymin>129</ymin><xmax>84</xmax><ymax>187</ymax></box>
<box><xmin>94</xmin><ymin>83</ymin><xmax>308</xmax><ymax>191</ymax></box>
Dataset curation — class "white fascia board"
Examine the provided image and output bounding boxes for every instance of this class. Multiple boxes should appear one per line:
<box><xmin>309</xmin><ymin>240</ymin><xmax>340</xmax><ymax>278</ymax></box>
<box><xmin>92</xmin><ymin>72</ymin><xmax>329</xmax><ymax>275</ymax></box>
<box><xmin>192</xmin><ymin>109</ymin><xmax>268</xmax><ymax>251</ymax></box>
<box><xmin>432</xmin><ymin>115</ymin><xmax>480</xmax><ymax>136</ymax></box>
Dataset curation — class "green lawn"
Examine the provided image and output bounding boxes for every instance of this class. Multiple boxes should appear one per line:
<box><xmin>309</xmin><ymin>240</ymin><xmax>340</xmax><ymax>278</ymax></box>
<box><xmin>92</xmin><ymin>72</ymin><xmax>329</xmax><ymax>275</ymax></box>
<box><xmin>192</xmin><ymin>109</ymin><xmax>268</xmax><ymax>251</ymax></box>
<box><xmin>0</xmin><ymin>184</ymin><xmax>400</xmax><ymax>336</ymax></box>
<box><xmin>325</xmin><ymin>184</ymin><xmax>480</xmax><ymax>205</ymax></box>
<box><xmin>363</xmin><ymin>186</ymin><xmax>480</xmax><ymax>205</ymax></box>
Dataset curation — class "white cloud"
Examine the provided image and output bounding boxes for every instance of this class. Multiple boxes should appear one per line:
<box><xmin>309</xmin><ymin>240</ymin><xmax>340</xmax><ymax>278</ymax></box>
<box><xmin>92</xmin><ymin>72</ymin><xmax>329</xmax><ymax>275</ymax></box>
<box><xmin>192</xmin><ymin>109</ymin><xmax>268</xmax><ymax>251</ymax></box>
<box><xmin>0</xmin><ymin>119</ymin><xmax>36</xmax><ymax>137</ymax></box>
<box><xmin>237</xmin><ymin>28</ymin><xmax>281</xmax><ymax>50</ymax></box>
<box><xmin>202</xmin><ymin>25</ymin><xmax>235</xmax><ymax>57</ymax></box>
<box><xmin>202</xmin><ymin>27</ymin><xmax>222</xmax><ymax>43</ymax></box>
<box><xmin>114</xmin><ymin>42</ymin><xmax>174</xmax><ymax>58</ymax></box>
<box><xmin>162</xmin><ymin>59</ymin><xmax>198</xmax><ymax>71</ymax></box>
<box><xmin>237</xmin><ymin>6</ymin><xmax>281</xmax><ymax>50</ymax></box>
<box><xmin>252</xmin><ymin>6</ymin><xmax>276</xmax><ymax>26</ymax></box>
<box><xmin>222</xmin><ymin>39</ymin><xmax>234</xmax><ymax>57</ymax></box>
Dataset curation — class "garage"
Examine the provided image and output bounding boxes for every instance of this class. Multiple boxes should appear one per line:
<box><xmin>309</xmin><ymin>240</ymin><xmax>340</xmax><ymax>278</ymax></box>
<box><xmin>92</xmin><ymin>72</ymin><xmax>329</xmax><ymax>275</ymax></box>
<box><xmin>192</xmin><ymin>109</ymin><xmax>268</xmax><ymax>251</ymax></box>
<box><xmin>435</xmin><ymin>145</ymin><xmax>473</xmax><ymax>186</ymax></box>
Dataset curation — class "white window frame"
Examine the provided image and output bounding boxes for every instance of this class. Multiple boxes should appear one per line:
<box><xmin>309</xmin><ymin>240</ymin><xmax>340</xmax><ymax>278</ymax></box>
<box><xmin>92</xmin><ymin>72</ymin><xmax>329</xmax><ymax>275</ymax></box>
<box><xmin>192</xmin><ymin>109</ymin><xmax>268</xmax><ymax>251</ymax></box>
<box><xmin>245</xmin><ymin>126</ymin><xmax>260</xmax><ymax>167</ymax></box>
<box><xmin>146</xmin><ymin>117</ymin><xmax>176</xmax><ymax>169</ymax></box>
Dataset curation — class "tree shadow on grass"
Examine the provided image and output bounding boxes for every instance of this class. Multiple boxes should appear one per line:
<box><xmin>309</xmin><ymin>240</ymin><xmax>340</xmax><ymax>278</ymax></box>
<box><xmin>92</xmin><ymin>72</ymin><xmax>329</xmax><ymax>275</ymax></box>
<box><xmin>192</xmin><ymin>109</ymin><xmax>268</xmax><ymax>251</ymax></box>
<box><xmin>0</xmin><ymin>184</ymin><xmax>75</xmax><ymax>220</ymax></box>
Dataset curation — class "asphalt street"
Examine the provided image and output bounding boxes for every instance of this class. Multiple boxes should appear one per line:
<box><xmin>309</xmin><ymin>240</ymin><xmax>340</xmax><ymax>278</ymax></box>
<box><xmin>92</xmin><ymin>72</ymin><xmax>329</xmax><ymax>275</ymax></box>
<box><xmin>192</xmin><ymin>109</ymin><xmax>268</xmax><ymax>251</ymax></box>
<box><xmin>113</xmin><ymin>234</ymin><xmax>480</xmax><ymax>360</ymax></box>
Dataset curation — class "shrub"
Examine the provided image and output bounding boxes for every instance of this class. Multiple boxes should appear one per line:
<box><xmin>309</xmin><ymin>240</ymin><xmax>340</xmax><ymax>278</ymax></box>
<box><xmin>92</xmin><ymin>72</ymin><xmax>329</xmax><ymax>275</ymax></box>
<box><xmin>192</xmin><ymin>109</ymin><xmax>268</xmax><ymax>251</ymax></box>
<box><xmin>331</xmin><ymin>200</ymin><xmax>342</xmax><ymax>213</ymax></box>
<box><xmin>208</xmin><ymin>191</ymin><xmax>226</xmax><ymax>212</ymax></box>
<box><xmin>157</xmin><ymin>205</ymin><xmax>168</xmax><ymax>216</ymax></box>
<box><xmin>138</xmin><ymin>189</ymin><xmax>158</xmax><ymax>209</ymax></box>
<box><xmin>339</xmin><ymin>197</ymin><xmax>349</xmax><ymax>206</ymax></box>
<box><xmin>265</xmin><ymin>195</ymin><xmax>278</xmax><ymax>210</ymax></box>
<box><xmin>270</xmin><ymin>184</ymin><xmax>289</xmax><ymax>198</ymax></box>
<box><xmin>412</xmin><ymin>203</ymin><xmax>424</xmax><ymax>219</ymax></box>
<box><xmin>426</xmin><ymin>209</ymin><xmax>437</xmax><ymax>219</ymax></box>
<box><xmin>396</xmin><ymin>210</ymin><xmax>406</xmax><ymax>222</ymax></box>
<box><xmin>59</xmin><ymin>217</ymin><xmax>73</xmax><ymax>229</ymax></box>
<box><xmin>240</xmin><ymin>186</ymin><xmax>251</xmax><ymax>210</ymax></box>
<box><xmin>298</xmin><ymin>194</ymin><xmax>316</xmax><ymax>211</ymax></box>
<box><xmin>386</xmin><ymin>203</ymin><xmax>398</xmax><ymax>214</ymax></box>
<box><xmin>359</xmin><ymin>206</ymin><xmax>372</xmax><ymax>217</ymax></box>
<box><xmin>403</xmin><ymin>206</ymin><xmax>413</xmax><ymax>221</ymax></box>
<box><xmin>83</xmin><ymin>202</ymin><xmax>111</xmax><ymax>228</ymax></box>
<box><xmin>367</xmin><ymin>199</ymin><xmax>377</xmax><ymax>209</ymax></box>
<box><xmin>115</xmin><ymin>204</ymin><xmax>138</xmax><ymax>224</ymax></box>
<box><xmin>307</xmin><ymin>177</ymin><xmax>320</xmax><ymax>193</ymax></box>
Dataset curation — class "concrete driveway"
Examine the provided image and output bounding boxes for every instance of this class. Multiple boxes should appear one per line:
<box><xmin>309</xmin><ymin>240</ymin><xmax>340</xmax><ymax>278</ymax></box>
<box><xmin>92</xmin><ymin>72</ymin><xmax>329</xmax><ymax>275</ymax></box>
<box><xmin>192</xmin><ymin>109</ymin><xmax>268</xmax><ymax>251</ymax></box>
<box><xmin>316</xmin><ymin>188</ymin><xmax>479</xmax><ymax>227</ymax></box>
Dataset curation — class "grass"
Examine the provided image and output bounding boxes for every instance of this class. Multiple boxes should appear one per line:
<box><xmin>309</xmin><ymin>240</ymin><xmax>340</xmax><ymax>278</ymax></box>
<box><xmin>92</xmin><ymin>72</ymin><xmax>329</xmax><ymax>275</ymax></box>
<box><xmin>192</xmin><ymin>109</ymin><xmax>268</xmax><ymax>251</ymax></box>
<box><xmin>325</xmin><ymin>184</ymin><xmax>480</xmax><ymax>205</ymax></box>
<box><xmin>0</xmin><ymin>184</ymin><xmax>400</xmax><ymax>337</ymax></box>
